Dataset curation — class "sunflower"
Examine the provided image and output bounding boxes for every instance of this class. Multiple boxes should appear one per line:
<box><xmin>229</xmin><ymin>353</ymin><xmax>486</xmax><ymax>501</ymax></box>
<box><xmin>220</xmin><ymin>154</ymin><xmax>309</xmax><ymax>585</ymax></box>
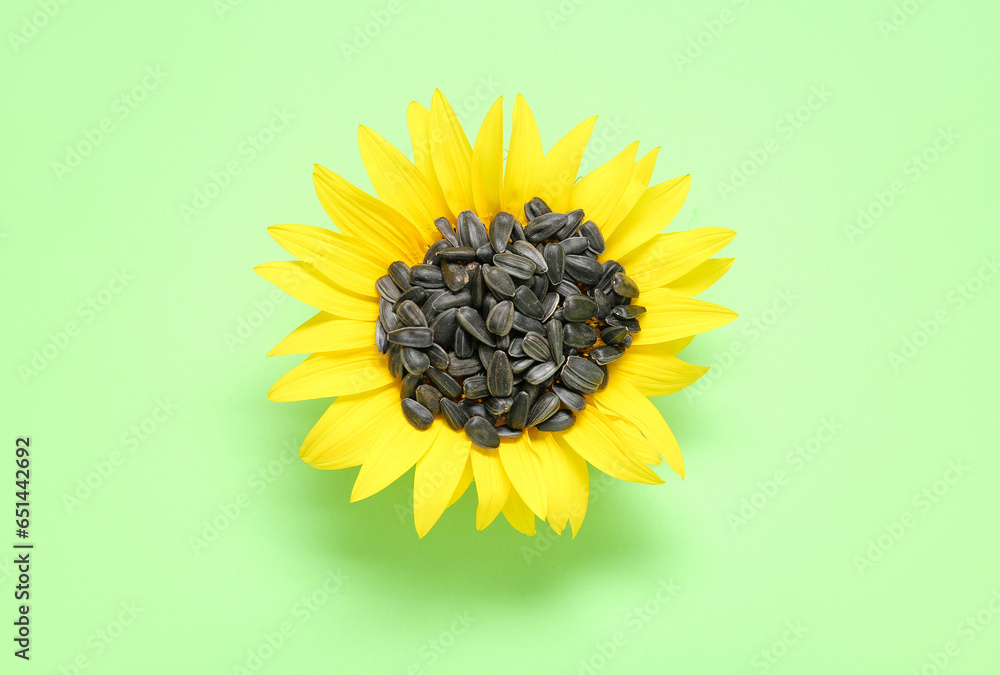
<box><xmin>256</xmin><ymin>90</ymin><xmax>736</xmax><ymax>538</ymax></box>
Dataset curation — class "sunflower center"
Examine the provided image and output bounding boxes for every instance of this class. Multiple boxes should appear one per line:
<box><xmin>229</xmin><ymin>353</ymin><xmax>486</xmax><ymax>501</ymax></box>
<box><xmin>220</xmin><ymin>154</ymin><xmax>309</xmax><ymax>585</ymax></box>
<box><xmin>374</xmin><ymin>197</ymin><xmax>643</xmax><ymax>449</ymax></box>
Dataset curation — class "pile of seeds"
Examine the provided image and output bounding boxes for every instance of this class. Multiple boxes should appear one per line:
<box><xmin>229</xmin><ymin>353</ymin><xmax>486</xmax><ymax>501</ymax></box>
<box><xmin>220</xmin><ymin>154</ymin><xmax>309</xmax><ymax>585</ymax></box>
<box><xmin>374</xmin><ymin>197</ymin><xmax>644</xmax><ymax>449</ymax></box>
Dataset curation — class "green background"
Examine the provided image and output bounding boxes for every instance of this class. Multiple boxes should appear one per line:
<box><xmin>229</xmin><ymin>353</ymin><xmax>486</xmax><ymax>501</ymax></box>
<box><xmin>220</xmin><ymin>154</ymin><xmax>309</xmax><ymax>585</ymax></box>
<box><xmin>4</xmin><ymin>0</ymin><xmax>999</xmax><ymax>672</ymax></box>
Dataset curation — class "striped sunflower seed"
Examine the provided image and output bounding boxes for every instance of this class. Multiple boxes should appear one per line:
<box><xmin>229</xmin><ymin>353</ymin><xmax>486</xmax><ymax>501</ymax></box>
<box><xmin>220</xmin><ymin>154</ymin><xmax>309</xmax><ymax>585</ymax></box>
<box><xmin>554</xmin><ymin>208</ymin><xmax>584</xmax><ymax>240</ymax></box>
<box><xmin>525</xmin><ymin>212</ymin><xmax>568</xmax><ymax>243</ymax></box>
<box><xmin>388</xmin><ymin>261</ymin><xmax>412</xmax><ymax>290</ymax></box>
<box><xmin>456</xmin><ymin>306</ymin><xmax>496</xmax><ymax>346</ymax></box>
<box><xmin>410</xmin><ymin>264</ymin><xmax>446</xmax><ymax>288</ymax></box>
<box><xmin>447</xmin><ymin>356</ymin><xmax>482</xmax><ymax>378</ymax></box>
<box><xmin>524</xmin><ymin>197</ymin><xmax>551</xmax><ymax>221</ymax></box>
<box><xmin>610</xmin><ymin>272</ymin><xmax>639</xmax><ymax>298</ymax></box>
<box><xmin>423</xmin><ymin>239</ymin><xmax>451</xmax><ymax>265</ymax></box>
<box><xmin>511</xmin><ymin>358</ymin><xmax>534</xmax><ymax>374</ymax></box>
<box><xmin>387</xmin><ymin>344</ymin><xmax>404</xmax><ymax>378</ymax></box>
<box><xmin>400</xmin><ymin>372</ymin><xmax>421</xmax><ymax>399</ymax></box>
<box><xmin>521</xmin><ymin>331</ymin><xmax>551</xmax><ymax>361</ymax></box>
<box><xmin>552</xmin><ymin>384</ymin><xmax>586</xmax><ymax>412</ymax></box>
<box><xmin>487</xmin><ymin>351</ymin><xmax>513</xmax><ymax>397</ymax></box>
<box><xmin>562</xmin><ymin>322</ymin><xmax>598</xmax><ymax>349</ymax></box>
<box><xmin>493</xmin><ymin>252</ymin><xmax>536</xmax><ymax>279</ymax></box>
<box><xmin>564</xmin><ymin>255</ymin><xmax>603</xmax><ymax>285</ymax></box>
<box><xmin>483</xmin><ymin>265</ymin><xmax>516</xmax><ymax>298</ymax></box>
<box><xmin>393</xmin><ymin>286</ymin><xmax>428</xmax><ymax>310</ymax></box>
<box><xmin>536</xmin><ymin>410</ymin><xmax>575</xmax><ymax>431</ymax></box>
<box><xmin>375</xmin><ymin>320</ymin><xmax>389</xmax><ymax>354</ymax></box>
<box><xmin>541</xmin><ymin>292</ymin><xmax>559</xmax><ymax>320</ymax></box>
<box><xmin>395</xmin><ymin>300</ymin><xmax>427</xmax><ymax>327</ymax></box>
<box><xmin>485</xmin><ymin>396</ymin><xmax>513</xmax><ymax>416</ymax></box>
<box><xmin>426</xmin><ymin>367</ymin><xmax>462</xmax><ymax>398</ymax></box>
<box><xmin>401</xmin><ymin>399</ymin><xmax>433</xmax><ymax>430</ymax></box>
<box><xmin>434</xmin><ymin>217</ymin><xmax>459</xmax><ymax>246</ymax></box>
<box><xmin>526</xmin><ymin>392</ymin><xmax>560</xmax><ymax>428</ymax></box>
<box><xmin>432</xmin><ymin>289</ymin><xmax>472</xmax><ymax>311</ymax></box>
<box><xmin>376</xmin><ymin>275</ymin><xmax>402</xmax><ymax>302</ymax></box>
<box><xmin>463</xmin><ymin>374</ymin><xmax>489</xmax><ymax>399</ymax></box>
<box><xmin>561</xmin><ymin>356</ymin><xmax>604</xmax><ymax>394</ymax></box>
<box><xmin>512</xmin><ymin>312</ymin><xmax>545</xmax><ymax>335</ymax></box>
<box><xmin>401</xmin><ymin>347</ymin><xmax>430</xmax><ymax>374</ymax></box>
<box><xmin>507</xmin><ymin>392</ymin><xmax>530</xmax><ymax>429</ymax></box>
<box><xmin>560</xmin><ymin>236</ymin><xmax>590</xmax><ymax>254</ymax></box>
<box><xmin>544</xmin><ymin>243</ymin><xmax>565</xmax><ymax>284</ymax></box>
<box><xmin>508</xmin><ymin>337</ymin><xmax>525</xmax><ymax>358</ymax></box>
<box><xmin>489</xmin><ymin>212</ymin><xmax>514</xmax><ymax>252</ymax></box>
<box><xmin>580</xmin><ymin>220</ymin><xmax>605</xmax><ymax>254</ymax></box>
<box><xmin>465</xmin><ymin>416</ymin><xmax>500</xmax><ymax>449</ymax></box>
<box><xmin>546</xmin><ymin>319</ymin><xmax>564</xmax><ymax>367</ymax></box>
<box><xmin>415</xmin><ymin>384</ymin><xmax>442</xmax><ymax>415</ymax></box>
<box><xmin>589</xmin><ymin>345</ymin><xmax>624</xmax><ymax>365</ymax></box>
<box><xmin>438</xmin><ymin>246</ymin><xmax>477</xmax><ymax>262</ymax></box>
<box><xmin>562</xmin><ymin>294</ymin><xmax>598</xmax><ymax>322</ymax></box>
<box><xmin>524</xmin><ymin>360</ymin><xmax>558</xmax><ymax>385</ymax></box>
<box><xmin>440</xmin><ymin>398</ymin><xmax>469</xmax><ymax>430</ymax></box>
<box><xmin>430</xmin><ymin>307</ymin><xmax>459</xmax><ymax>347</ymax></box>
<box><xmin>509</xmin><ymin>240</ymin><xmax>548</xmax><ymax>274</ymax></box>
<box><xmin>453</xmin><ymin>326</ymin><xmax>474</xmax><ymax>358</ymax></box>
<box><xmin>388</xmin><ymin>326</ymin><xmax>434</xmax><ymax>348</ymax></box>
<box><xmin>486</xmin><ymin>300</ymin><xmax>515</xmax><ymax>336</ymax></box>
<box><xmin>513</xmin><ymin>286</ymin><xmax>543</xmax><ymax>319</ymax></box>
<box><xmin>600</xmin><ymin>325</ymin><xmax>628</xmax><ymax>346</ymax></box>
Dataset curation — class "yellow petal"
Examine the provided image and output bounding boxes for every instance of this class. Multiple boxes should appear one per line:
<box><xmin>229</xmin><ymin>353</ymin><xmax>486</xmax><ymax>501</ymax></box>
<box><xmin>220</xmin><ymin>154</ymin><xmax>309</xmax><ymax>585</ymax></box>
<box><xmin>501</xmin><ymin>94</ymin><xmax>543</xmax><ymax>216</ymax></box>
<box><xmin>429</xmin><ymin>90</ymin><xmax>474</xmax><ymax>215</ymax></box>
<box><xmin>498</xmin><ymin>436</ymin><xmax>548</xmax><ymax>519</ymax></box>
<box><xmin>603</xmin><ymin>148</ymin><xmax>659</xmax><ymax>238</ymax></box>
<box><xmin>406</xmin><ymin>101</ymin><xmax>453</xmax><ymax>221</ymax></box>
<box><xmin>611</xmin><ymin>344</ymin><xmax>709</xmax><ymax>397</ymax></box>
<box><xmin>663</xmin><ymin>335</ymin><xmax>694</xmax><ymax>355</ymax></box>
<box><xmin>663</xmin><ymin>258</ymin><xmax>735</xmax><ymax>297</ymax></box>
<box><xmin>470</xmin><ymin>446</ymin><xmax>511</xmax><ymax>530</ymax></box>
<box><xmin>619</xmin><ymin>227</ymin><xmax>736</xmax><ymax>290</ymax></box>
<box><xmin>268</xmin><ymin>348</ymin><xmax>394</xmax><ymax>402</ymax></box>
<box><xmin>268</xmin><ymin>224</ymin><xmax>384</xmax><ymax>297</ymax></box>
<box><xmin>534</xmin><ymin>117</ymin><xmax>597</xmax><ymax>212</ymax></box>
<box><xmin>556</xmin><ymin>406</ymin><xmax>663</xmax><ymax>484</ymax></box>
<box><xmin>413</xmin><ymin>430</ymin><xmax>471</xmax><ymax>537</ymax></box>
<box><xmin>358</xmin><ymin>125</ymin><xmax>441</xmax><ymax>240</ymax></box>
<box><xmin>528</xmin><ymin>432</ymin><xmax>584</xmax><ymax>536</ymax></box>
<box><xmin>571</xmin><ymin>142</ymin><xmax>639</xmax><ymax>228</ymax></box>
<box><xmin>605</xmin><ymin>416</ymin><xmax>660</xmax><ymax>466</ymax></box>
<box><xmin>351</xmin><ymin>419</ymin><xmax>440</xmax><ymax>502</ymax></box>
<box><xmin>604</xmin><ymin>175</ymin><xmax>691</xmax><ymax>260</ymax></box>
<box><xmin>448</xmin><ymin>456</ymin><xmax>474</xmax><ymax>507</ymax></box>
<box><xmin>268</xmin><ymin>312</ymin><xmax>374</xmax><ymax>356</ymax></box>
<box><xmin>632</xmin><ymin>289</ymin><xmax>737</xmax><ymax>345</ymax></box>
<box><xmin>594</xmin><ymin>378</ymin><xmax>684</xmax><ymax>478</ymax></box>
<box><xmin>501</xmin><ymin>488</ymin><xmax>536</xmax><ymax>536</ymax></box>
<box><xmin>300</xmin><ymin>385</ymin><xmax>396</xmax><ymax>469</ymax></box>
<box><xmin>471</xmin><ymin>97</ymin><xmax>504</xmax><ymax>219</ymax></box>
<box><xmin>254</xmin><ymin>261</ymin><xmax>378</xmax><ymax>320</ymax></box>
<box><xmin>313</xmin><ymin>164</ymin><xmax>427</xmax><ymax>263</ymax></box>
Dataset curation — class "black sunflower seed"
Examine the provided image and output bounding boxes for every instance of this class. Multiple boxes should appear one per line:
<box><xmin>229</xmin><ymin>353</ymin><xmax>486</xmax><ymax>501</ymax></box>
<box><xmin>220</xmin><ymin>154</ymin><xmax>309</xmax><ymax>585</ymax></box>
<box><xmin>541</xmin><ymin>292</ymin><xmax>559</xmax><ymax>321</ymax></box>
<box><xmin>612</xmin><ymin>305</ymin><xmax>646</xmax><ymax>319</ymax></box>
<box><xmin>463</xmin><ymin>374</ymin><xmax>489</xmax><ymax>399</ymax></box>
<box><xmin>416</xmin><ymin>384</ymin><xmax>442</xmax><ymax>415</ymax></box>
<box><xmin>483</xmin><ymin>265</ymin><xmax>516</xmax><ymax>298</ymax></box>
<box><xmin>459</xmin><ymin>211</ymin><xmax>489</xmax><ymax>249</ymax></box>
<box><xmin>590</xmin><ymin>345</ymin><xmax>625</xmax><ymax>365</ymax></box>
<box><xmin>512</xmin><ymin>286</ymin><xmax>543</xmax><ymax>319</ymax></box>
<box><xmin>453</xmin><ymin>326</ymin><xmax>474</xmax><ymax>358</ymax></box>
<box><xmin>441</xmin><ymin>262</ymin><xmax>470</xmax><ymax>293</ymax></box>
<box><xmin>544</xmin><ymin>243</ymin><xmax>565</xmax><ymax>284</ymax></box>
<box><xmin>430</xmin><ymin>307</ymin><xmax>459</xmax><ymax>347</ymax></box>
<box><xmin>525</xmin><ymin>212</ymin><xmax>567</xmax><ymax>243</ymax></box>
<box><xmin>376</xmin><ymin>275</ymin><xmax>401</xmax><ymax>302</ymax></box>
<box><xmin>536</xmin><ymin>410</ymin><xmax>575</xmax><ymax>431</ymax></box>
<box><xmin>521</xmin><ymin>331</ymin><xmax>551</xmax><ymax>361</ymax></box>
<box><xmin>401</xmin><ymin>398</ymin><xmax>434</xmax><ymax>430</ymax></box>
<box><xmin>555</xmin><ymin>208</ymin><xmax>584</xmax><ymax>240</ymax></box>
<box><xmin>475</xmin><ymin>244</ymin><xmax>495</xmax><ymax>263</ymax></box>
<box><xmin>524</xmin><ymin>197</ymin><xmax>551</xmax><ymax>221</ymax></box>
<box><xmin>593</xmin><ymin>289</ymin><xmax>612</xmax><ymax>320</ymax></box>
<box><xmin>563</xmin><ymin>322</ymin><xmax>598</xmax><ymax>349</ymax></box>
<box><xmin>481</xmin><ymin>293</ymin><xmax>497</xmax><ymax>321</ymax></box>
<box><xmin>620</xmin><ymin>334</ymin><xmax>634</xmax><ymax>348</ymax></box>
<box><xmin>554</xmin><ymin>280</ymin><xmax>579</xmax><ymax>298</ymax></box>
<box><xmin>440</xmin><ymin>398</ymin><xmax>469</xmax><ymax>430</ymax></box>
<box><xmin>561</xmin><ymin>356</ymin><xmax>604</xmax><ymax>394</ymax></box>
<box><xmin>487</xmin><ymin>351</ymin><xmax>513</xmax><ymax>397</ymax></box>
<box><xmin>507</xmin><ymin>392</ymin><xmax>530</xmax><ymax>428</ymax></box>
<box><xmin>426</xmin><ymin>367</ymin><xmax>462</xmax><ymax>398</ymax></box>
<box><xmin>432</xmin><ymin>289</ymin><xmax>472</xmax><ymax>311</ymax></box>
<box><xmin>610</xmin><ymin>272</ymin><xmax>639</xmax><ymax>298</ymax></box>
<box><xmin>447</xmin><ymin>356</ymin><xmax>482</xmax><ymax>378</ymax></box>
<box><xmin>580</xmin><ymin>220</ymin><xmax>605</xmax><ymax>254</ymax></box>
<box><xmin>562</xmin><ymin>294</ymin><xmax>598</xmax><ymax>322</ymax></box>
<box><xmin>621</xmin><ymin>318</ymin><xmax>641</xmax><ymax>333</ymax></box>
<box><xmin>489</xmin><ymin>212</ymin><xmax>514</xmax><ymax>252</ymax></box>
<box><xmin>486</xmin><ymin>300</ymin><xmax>515</xmax><ymax>336</ymax></box>
<box><xmin>424</xmin><ymin>239</ymin><xmax>451</xmax><ymax>265</ymax></box>
<box><xmin>388</xmin><ymin>261</ymin><xmax>412</xmax><ymax>290</ymax></box>
<box><xmin>395</xmin><ymin>300</ymin><xmax>427</xmax><ymax>327</ymax></box>
<box><xmin>401</xmin><ymin>347</ymin><xmax>430</xmax><ymax>375</ymax></box>
<box><xmin>456</xmin><ymin>306</ymin><xmax>496</xmax><ymax>346</ymax></box>
<box><xmin>468</xmin><ymin>264</ymin><xmax>485</xmax><ymax>306</ymax></box>
<box><xmin>465</xmin><ymin>416</ymin><xmax>500</xmax><ymax>449</ymax></box>
<box><xmin>400</xmin><ymin>372</ymin><xmax>421</xmax><ymax>399</ymax></box>
<box><xmin>387</xmin><ymin>344</ymin><xmax>404</xmax><ymax>378</ymax></box>
<box><xmin>564</xmin><ymin>255</ymin><xmax>603</xmax><ymax>285</ymax></box>
<box><xmin>463</xmin><ymin>400</ymin><xmax>488</xmax><ymax>419</ymax></box>
<box><xmin>526</xmin><ymin>392</ymin><xmax>560</xmax><ymax>428</ymax></box>
<box><xmin>512</xmin><ymin>312</ymin><xmax>545</xmax><ymax>335</ymax></box>
<box><xmin>434</xmin><ymin>217</ymin><xmax>459</xmax><ymax>246</ymax></box>
<box><xmin>393</xmin><ymin>286</ymin><xmax>428</xmax><ymax>310</ymax></box>
<box><xmin>524</xmin><ymin>360</ymin><xmax>558</xmax><ymax>385</ymax></box>
<box><xmin>485</xmin><ymin>396</ymin><xmax>514</xmax><ymax>416</ymax></box>
<box><xmin>510</xmin><ymin>219</ymin><xmax>526</xmax><ymax>242</ymax></box>
<box><xmin>508</xmin><ymin>337</ymin><xmax>525</xmax><ymax>358</ymax></box>
<box><xmin>493</xmin><ymin>252</ymin><xmax>536</xmax><ymax>279</ymax></box>
<box><xmin>552</xmin><ymin>384</ymin><xmax>586</xmax><ymax>412</ymax></box>
<box><xmin>560</xmin><ymin>236</ymin><xmax>590</xmax><ymax>254</ymax></box>
<box><xmin>438</xmin><ymin>246</ymin><xmax>477</xmax><ymax>262</ymax></box>
<box><xmin>597</xmin><ymin>261</ymin><xmax>624</xmax><ymax>293</ymax></box>
<box><xmin>528</xmin><ymin>274</ymin><xmax>549</xmax><ymax>301</ymax></box>
<box><xmin>375</xmin><ymin>320</ymin><xmax>389</xmax><ymax>354</ymax></box>
<box><xmin>410</xmin><ymin>264</ymin><xmax>446</xmax><ymax>288</ymax></box>
<box><xmin>477</xmin><ymin>343</ymin><xmax>494</xmax><ymax>370</ymax></box>
<box><xmin>546</xmin><ymin>319</ymin><xmax>564</xmax><ymax>367</ymax></box>
<box><xmin>388</xmin><ymin>326</ymin><xmax>434</xmax><ymax>348</ymax></box>
<box><xmin>511</xmin><ymin>357</ymin><xmax>534</xmax><ymax>374</ymax></box>
<box><xmin>496</xmin><ymin>426</ymin><xmax>523</xmax><ymax>438</ymax></box>
<box><xmin>600</xmin><ymin>325</ymin><xmax>628</xmax><ymax>346</ymax></box>
<box><xmin>508</xmin><ymin>240</ymin><xmax>548</xmax><ymax>274</ymax></box>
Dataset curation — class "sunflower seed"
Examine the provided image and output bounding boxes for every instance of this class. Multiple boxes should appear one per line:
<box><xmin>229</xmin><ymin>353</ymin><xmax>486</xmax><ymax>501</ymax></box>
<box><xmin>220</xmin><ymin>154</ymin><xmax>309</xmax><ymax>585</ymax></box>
<box><xmin>401</xmin><ymin>398</ymin><xmax>434</xmax><ymax>430</ymax></box>
<box><xmin>509</xmin><ymin>240</ymin><xmax>548</xmax><ymax>273</ymax></box>
<box><xmin>475</xmin><ymin>244</ymin><xmax>495</xmax><ymax>263</ymax></box>
<box><xmin>529</xmin><ymin>275</ymin><xmax>549</xmax><ymax>302</ymax></box>
<box><xmin>467</xmin><ymin>264</ymin><xmax>485</xmax><ymax>306</ymax></box>
<box><xmin>620</xmin><ymin>334</ymin><xmax>634</xmax><ymax>348</ymax></box>
<box><xmin>388</xmin><ymin>326</ymin><xmax>434</xmax><ymax>348</ymax></box>
<box><xmin>563</xmin><ymin>322</ymin><xmax>598</xmax><ymax>349</ymax></box>
<box><xmin>375</xmin><ymin>320</ymin><xmax>389</xmax><ymax>354</ymax></box>
<box><xmin>597</xmin><ymin>260</ymin><xmax>624</xmax><ymax>293</ymax></box>
<box><xmin>477</xmin><ymin>343</ymin><xmax>495</xmax><ymax>370</ymax></box>
<box><xmin>510</xmin><ymin>219</ymin><xmax>526</xmax><ymax>242</ymax></box>
<box><xmin>593</xmin><ymin>288</ymin><xmax>612</xmax><ymax>320</ymax></box>
<box><xmin>437</xmin><ymin>247</ymin><xmax>476</xmax><ymax>264</ymax></box>
<box><xmin>376</xmin><ymin>275</ymin><xmax>402</xmax><ymax>302</ymax></box>
<box><xmin>426</xmin><ymin>366</ymin><xmax>462</xmax><ymax>398</ymax></box>
<box><xmin>462</xmin><ymin>374</ymin><xmax>489</xmax><ymax>399</ymax></box>
<box><xmin>400</xmin><ymin>347</ymin><xmax>429</xmax><ymax>374</ymax></box>
<box><xmin>440</xmin><ymin>398</ymin><xmax>469</xmax><ymax>430</ymax></box>
<box><xmin>600</xmin><ymin>325</ymin><xmax>628</xmax><ymax>346</ymax></box>
<box><xmin>410</xmin><ymin>264</ymin><xmax>445</xmax><ymax>288</ymax></box>
<box><xmin>415</xmin><ymin>384</ymin><xmax>442</xmax><ymax>414</ymax></box>
<box><xmin>463</xmin><ymin>398</ymin><xmax>488</xmax><ymax>417</ymax></box>
<box><xmin>465</xmin><ymin>416</ymin><xmax>500</xmax><ymax>449</ymax></box>
<box><xmin>393</xmin><ymin>286</ymin><xmax>428</xmax><ymax>310</ymax></box>
<box><xmin>512</xmin><ymin>312</ymin><xmax>545</xmax><ymax>335</ymax></box>
<box><xmin>507</xmin><ymin>391</ymin><xmax>530</xmax><ymax>428</ymax></box>
<box><xmin>524</xmin><ymin>360</ymin><xmax>558</xmax><ymax>385</ymax></box>
<box><xmin>481</xmin><ymin>293</ymin><xmax>497</xmax><ymax>321</ymax></box>
<box><xmin>483</xmin><ymin>265</ymin><xmax>516</xmax><ymax>298</ymax></box>
<box><xmin>521</xmin><ymin>331</ymin><xmax>551</xmax><ymax>361</ymax></box>
<box><xmin>456</xmin><ymin>306</ymin><xmax>496</xmax><ymax>346</ymax></box>
<box><xmin>546</xmin><ymin>319</ymin><xmax>564</xmax><ymax>367</ymax></box>
<box><xmin>580</xmin><ymin>220</ymin><xmax>605</xmax><ymax>254</ymax></box>
<box><xmin>610</xmin><ymin>272</ymin><xmax>639</xmax><ymax>298</ymax></box>
<box><xmin>555</xmin><ymin>208</ymin><xmax>584</xmax><ymax>240</ymax></box>
<box><xmin>442</xmin><ymin>261</ymin><xmax>471</xmax><ymax>292</ymax></box>
<box><xmin>453</xmin><ymin>326</ymin><xmax>474</xmax><ymax>359</ymax></box>
<box><xmin>434</xmin><ymin>217</ymin><xmax>459</xmax><ymax>246</ymax></box>
<box><xmin>555</xmin><ymin>280</ymin><xmax>579</xmax><ymax>298</ymax></box>
<box><xmin>421</xmin><ymin>292</ymin><xmax>443</xmax><ymax>324</ymax></box>
<box><xmin>493</xmin><ymin>252</ymin><xmax>536</xmax><ymax>279</ymax></box>
<box><xmin>612</xmin><ymin>304</ymin><xmax>646</xmax><ymax>319</ymax></box>
<box><xmin>458</xmin><ymin>210</ymin><xmax>489</xmax><ymax>249</ymax></box>
<box><xmin>486</xmin><ymin>300</ymin><xmax>515</xmax><ymax>336</ymax></box>
<box><xmin>563</xmin><ymin>294</ymin><xmax>598</xmax><ymax>322</ymax></box>
<box><xmin>526</xmin><ymin>212</ymin><xmax>568</xmax><ymax>242</ymax></box>
<box><xmin>560</xmin><ymin>236</ymin><xmax>590</xmax><ymax>254</ymax></box>
<box><xmin>446</xmin><ymin>356</ymin><xmax>480</xmax><ymax>378</ymax></box>
<box><xmin>564</xmin><ymin>255</ymin><xmax>603</xmax><ymax>285</ymax></box>
<box><xmin>489</xmin><ymin>212</ymin><xmax>514</xmax><ymax>252</ymax></box>
<box><xmin>387</xmin><ymin>261</ymin><xmax>411</xmax><ymax>289</ymax></box>
<box><xmin>426</xmin><ymin>343</ymin><xmax>449</xmax><ymax>370</ymax></box>
<box><xmin>395</xmin><ymin>300</ymin><xmax>426</xmax><ymax>327</ymax></box>
<box><xmin>507</xmin><ymin>337</ymin><xmax>525</xmax><ymax>358</ymax></box>
<box><xmin>400</xmin><ymin>371</ymin><xmax>421</xmax><ymax>399</ymax></box>
<box><xmin>496</xmin><ymin>426</ymin><xmax>523</xmax><ymax>438</ymax></box>
<box><xmin>423</xmin><ymin>239</ymin><xmax>451</xmax><ymax>265</ymax></box>
<box><xmin>511</xmin><ymin>358</ymin><xmax>534</xmax><ymax>374</ymax></box>
<box><xmin>552</xmin><ymin>384</ymin><xmax>586</xmax><ymax>412</ymax></box>
<box><xmin>512</xmin><ymin>285</ymin><xmax>543</xmax><ymax>320</ymax></box>
<box><xmin>486</xmin><ymin>351</ymin><xmax>514</xmax><ymax>397</ymax></box>
<box><xmin>387</xmin><ymin>344</ymin><xmax>404</xmax><ymax>378</ymax></box>
<box><xmin>430</xmin><ymin>308</ymin><xmax>459</xmax><ymax>347</ymax></box>
<box><xmin>541</xmin><ymin>292</ymin><xmax>559</xmax><ymax>320</ymax></box>
<box><xmin>526</xmin><ymin>392</ymin><xmax>560</xmax><ymax>427</ymax></box>
<box><xmin>543</xmin><ymin>243</ymin><xmax>565</xmax><ymax>284</ymax></box>
<box><xmin>536</xmin><ymin>410</ymin><xmax>575</xmax><ymax>431</ymax></box>
<box><xmin>485</xmin><ymin>395</ymin><xmax>514</xmax><ymax>416</ymax></box>
<box><xmin>561</xmin><ymin>356</ymin><xmax>604</xmax><ymax>394</ymax></box>
<box><xmin>431</xmin><ymin>289</ymin><xmax>471</xmax><ymax>311</ymax></box>
<box><xmin>621</xmin><ymin>318</ymin><xmax>641</xmax><ymax>333</ymax></box>
<box><xmin>524</xmin><ymin>197</ymin><xmax>551</xmax><ymax>221</ymax></box>
<box><xmin>590</xmin><ymin>345</ymin><xmax>624</xmax><ymax>365</ymax></box>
